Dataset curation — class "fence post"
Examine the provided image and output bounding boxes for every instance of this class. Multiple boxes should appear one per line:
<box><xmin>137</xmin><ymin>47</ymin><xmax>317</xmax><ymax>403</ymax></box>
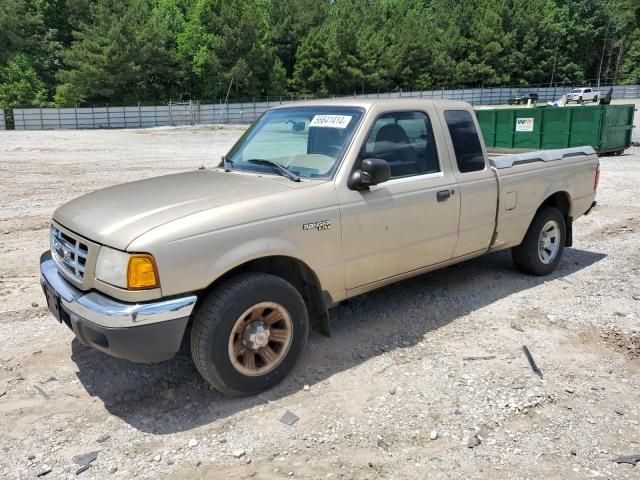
<box><xmin>92</xmin><ymin>106</ymin><xmax>95</xmax><ymax>128</ymax></box>
<box><xmin>39</xmin><ymin>107</ymin><xmax>44</xmax><ymax>129</ymax></box>
<box><xmin>107</xmin><ymin>104</ymin><xmax>111</xmax><ymax>128</ymax></box>
<box><xmin>169</xmin><ymin>101</ymin><xmax>173</xmax><ymax>126</ymax></box>
<box><xmin>138</xmin><ymin>102</ymin><xmax>142</xmax><ymax>128</ymax></box>
<box><xmin>74</xmin><ymin>106</ymin><xmax>78</xmax><ymax>129</ymax></box>
<box><xmin>253</xmin><ymin>98</ymin><xmax>256</xmax><ymax>122</ymax></box>
<box><xmin>57</xmin><ymin>108</ymin><xmax>62</xmax><ymax>129</ymax></box>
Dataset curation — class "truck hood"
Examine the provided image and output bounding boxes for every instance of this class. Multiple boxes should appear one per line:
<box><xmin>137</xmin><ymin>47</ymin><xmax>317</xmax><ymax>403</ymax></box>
<box><xmin>53</xmin><ymin>170</ymin><xmax>304</xmax><ymax>250</ymax></box>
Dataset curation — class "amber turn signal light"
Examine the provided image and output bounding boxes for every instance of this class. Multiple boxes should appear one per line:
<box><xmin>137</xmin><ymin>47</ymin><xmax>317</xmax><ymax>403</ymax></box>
<box><xmin>127</xmin><ymin>254</ymin><xmax>159</xmax><ymax>289</ymax></box>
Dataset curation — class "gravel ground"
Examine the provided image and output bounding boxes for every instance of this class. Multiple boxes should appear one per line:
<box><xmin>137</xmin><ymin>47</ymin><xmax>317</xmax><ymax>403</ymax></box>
<box><xmin>0</xmin><ymin>126</ymin><xmax>639</xmax><ymax>480</ymax></box>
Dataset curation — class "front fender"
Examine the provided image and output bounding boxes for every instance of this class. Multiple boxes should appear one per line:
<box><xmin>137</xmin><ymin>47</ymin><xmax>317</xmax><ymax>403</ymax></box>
<box><xmin>206</xmin><ymin>236</ymin><xmax>308</xmax><ymax>283</ymax></box>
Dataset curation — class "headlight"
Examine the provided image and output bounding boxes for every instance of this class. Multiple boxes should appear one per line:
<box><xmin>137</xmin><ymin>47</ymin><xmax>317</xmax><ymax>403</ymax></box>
<box><xmin>95</xmin><ymin>247</ymin><xmax>159</xmax><ymax>290</ymax></box>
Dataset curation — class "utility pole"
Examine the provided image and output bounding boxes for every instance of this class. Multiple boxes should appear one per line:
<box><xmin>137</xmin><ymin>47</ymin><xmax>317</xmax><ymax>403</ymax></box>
<box><xmin>597</xmin><ymin>22</ymin><xmax>610</xmax><ymax>90</ymax></box>
<box><xmin>550</xmin><ymin>37</ymin><xmax>559</xmax><ymax>88</ymax></box>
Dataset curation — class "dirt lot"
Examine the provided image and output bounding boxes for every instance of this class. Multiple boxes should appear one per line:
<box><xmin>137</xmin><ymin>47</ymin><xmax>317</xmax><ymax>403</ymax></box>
<box><xmin>0</xmin><ymin>126</ymin><xmax>639</xmax><ymax>480</ymax></box>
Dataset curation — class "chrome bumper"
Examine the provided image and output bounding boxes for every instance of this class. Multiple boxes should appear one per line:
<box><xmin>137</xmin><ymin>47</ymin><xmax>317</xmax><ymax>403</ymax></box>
<box><xmin>40</xmin><ymin>252</ymin><xmax>197</xmax><ymax>329</ymax></box>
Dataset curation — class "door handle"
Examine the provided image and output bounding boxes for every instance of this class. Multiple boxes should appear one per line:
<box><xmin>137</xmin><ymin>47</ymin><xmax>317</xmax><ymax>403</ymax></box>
<box><xmin>436</xmin><ymin>190</ymin><xmax>451</xmax><ymax>202</ymax></box>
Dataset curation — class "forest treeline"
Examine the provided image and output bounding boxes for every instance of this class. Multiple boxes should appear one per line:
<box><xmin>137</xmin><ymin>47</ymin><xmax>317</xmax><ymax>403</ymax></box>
<box><xmin>0</xmin><ymin>0</ymin><xmax>639</xmax><ymax>107</ymax></box>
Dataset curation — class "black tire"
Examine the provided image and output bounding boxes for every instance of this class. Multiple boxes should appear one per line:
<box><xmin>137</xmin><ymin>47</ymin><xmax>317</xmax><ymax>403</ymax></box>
<box><xmin>511</xmin><ymin>207</ymin><xmax>566</xmax><ymax>276</ymax></box>
<box><xmin>191</xmin><ymin>273</ymin><xmax>309</xmax><ymax>396</ymax></box>
<box><xmin>593</xmin><ymin>95</ymin><xmax>598</xmax><ymax>103</ymax></box>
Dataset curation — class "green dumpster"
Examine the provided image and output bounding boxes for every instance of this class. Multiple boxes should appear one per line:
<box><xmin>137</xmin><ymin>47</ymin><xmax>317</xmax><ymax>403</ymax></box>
<box><xmin>476</xmin><ymin>104</ymin><xmax>635</xmax><ymax>155</ymax></box>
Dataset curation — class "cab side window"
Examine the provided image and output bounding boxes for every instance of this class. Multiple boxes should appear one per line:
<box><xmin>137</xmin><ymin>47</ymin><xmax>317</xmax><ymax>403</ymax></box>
<box><xmin>443</xmin><ymin>110</ymin><xmax>485</xmax><ymax>173</ymax></box>
<box><xmin>362</xmin><ymin>111</ymin><xmax>439</xmax><ymax>179</ymax></box>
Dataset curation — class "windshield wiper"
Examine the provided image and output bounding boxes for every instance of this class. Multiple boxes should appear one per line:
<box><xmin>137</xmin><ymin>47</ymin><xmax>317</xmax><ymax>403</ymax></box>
<box><xmin>247</xmin><ymin>159</ymin><xmax>301</xmax><ymax>182</ymax></box>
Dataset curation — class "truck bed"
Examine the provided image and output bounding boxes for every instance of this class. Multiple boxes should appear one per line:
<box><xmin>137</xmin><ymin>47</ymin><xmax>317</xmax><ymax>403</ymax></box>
<box><xmin>488</xmin><ymin>146</ymin><xmax>599</xmax><ymax>251</ymax></box>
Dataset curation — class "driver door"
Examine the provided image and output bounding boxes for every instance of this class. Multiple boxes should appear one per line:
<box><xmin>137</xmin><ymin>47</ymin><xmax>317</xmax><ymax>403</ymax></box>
<box><xmin>338</xmin><ymin>109</ymin><xmax>460</xmax><ymax>290</ymax></box>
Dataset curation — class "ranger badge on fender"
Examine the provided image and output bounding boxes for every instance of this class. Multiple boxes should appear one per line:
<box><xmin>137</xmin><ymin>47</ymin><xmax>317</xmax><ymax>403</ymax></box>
<box><xmin>302</xmin><ymin>220</ymin><xmax>331</xmax><ymax>231</ymax></box>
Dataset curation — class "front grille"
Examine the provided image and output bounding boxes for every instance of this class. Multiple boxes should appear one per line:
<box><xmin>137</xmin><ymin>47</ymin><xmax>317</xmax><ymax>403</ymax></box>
<box><xmin>51</xmin><ymin>226</ymin><xmax>88</xmax><ymax>281</ymax></box>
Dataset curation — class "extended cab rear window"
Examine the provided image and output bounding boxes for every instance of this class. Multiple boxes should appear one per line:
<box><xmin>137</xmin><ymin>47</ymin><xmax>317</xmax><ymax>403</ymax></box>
<box><xmin>444</xmin><ymin>110</ymin><xmax>485</xmax><ymax>173</ymax></box>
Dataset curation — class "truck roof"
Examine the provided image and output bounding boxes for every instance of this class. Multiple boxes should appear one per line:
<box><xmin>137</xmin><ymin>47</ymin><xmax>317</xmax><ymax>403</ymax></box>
<box><xmin>270</xmin><ymin>97</ymin><xmax>472</xmax><ymax>111</ymax></box>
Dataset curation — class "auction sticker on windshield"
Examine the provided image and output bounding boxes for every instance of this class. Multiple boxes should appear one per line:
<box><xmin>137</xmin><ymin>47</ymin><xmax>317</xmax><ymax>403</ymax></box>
<box><xmin>309</xmin><ymin>115</ymin><xmax>353</xmax><ymax>129</ymax></box>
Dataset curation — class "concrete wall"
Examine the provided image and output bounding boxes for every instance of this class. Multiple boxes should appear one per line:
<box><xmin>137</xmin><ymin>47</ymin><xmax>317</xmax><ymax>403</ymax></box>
<box><xmin>11</xmin><ymin>85</ymin><xmax>640</xmax><ymax>131</ymax></box>
<box><xmin>12</xmin><ymin>104</ymin><xmax>199</xmax><ymax>130</ymax></box>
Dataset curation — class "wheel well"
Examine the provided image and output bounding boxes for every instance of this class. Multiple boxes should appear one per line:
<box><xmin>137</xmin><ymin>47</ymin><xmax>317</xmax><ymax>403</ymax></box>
<box><xmin>206</xmin><ymin>256</ymin><xmax>331</xmax><ymax>336</ymax></box>
<box><xmin>540</xmin><ymin>191</ymin><xmax>570</xmax><ymax>217</ymax></box>
<box><xmin>539</xmin><ymin>191</ymin><xmax>572</xmax><ymax>246</ymax></box>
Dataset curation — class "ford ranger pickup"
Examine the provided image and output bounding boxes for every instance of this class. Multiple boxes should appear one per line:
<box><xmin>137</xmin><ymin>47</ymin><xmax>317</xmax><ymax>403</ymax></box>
<box><xmin>40</xmin><ymin>99</ymin><xmax>599</xmax><ymax>395</ymax></box>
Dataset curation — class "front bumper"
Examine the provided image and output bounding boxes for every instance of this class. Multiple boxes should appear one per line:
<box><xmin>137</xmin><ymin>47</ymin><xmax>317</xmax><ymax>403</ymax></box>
<box><xmin>40</xmin><ymin>251</ymin><xmax>197</xmax><ymax>363</ymax></box>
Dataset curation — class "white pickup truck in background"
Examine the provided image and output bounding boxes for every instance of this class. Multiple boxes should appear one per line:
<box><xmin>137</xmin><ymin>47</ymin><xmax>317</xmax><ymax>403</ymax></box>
<box><xmin>566</xmin><ymin>87</ymin><xmax>600</xmax><ymax>103</ymax></box>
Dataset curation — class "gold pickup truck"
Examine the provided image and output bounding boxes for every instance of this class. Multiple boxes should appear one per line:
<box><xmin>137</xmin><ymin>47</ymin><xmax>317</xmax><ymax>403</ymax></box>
<box><xmin>40</xmin><ymin>99</ymin><xmax>599</xmax><ymax>395</ymax></box>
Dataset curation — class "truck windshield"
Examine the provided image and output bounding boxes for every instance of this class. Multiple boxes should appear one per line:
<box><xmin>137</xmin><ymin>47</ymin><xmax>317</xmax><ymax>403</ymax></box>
<box><xmin>225</xmin><ymin>107</ymin><xmax>364</xmax><ymax>179</ymax></box>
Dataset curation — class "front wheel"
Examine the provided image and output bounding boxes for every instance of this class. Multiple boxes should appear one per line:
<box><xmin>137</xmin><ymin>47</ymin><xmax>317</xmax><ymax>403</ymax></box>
<box><xmin>191</xmin><ymin>273</ymin><xmax>309</xmax><ymax>396</ymax></box>
<box><xmin>512</xmin><ymin>207</ymin><xmax>566</xmax><ymax>276</ymax></box>
<box><xmin>593</xmin><ymin>95</ymin><xmax>598</xmax><ymax>103</ymax></box>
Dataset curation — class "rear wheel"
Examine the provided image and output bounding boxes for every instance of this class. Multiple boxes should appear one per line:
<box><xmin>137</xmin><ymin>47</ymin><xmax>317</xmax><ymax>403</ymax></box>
<box><xmin>191</xmin><ymin>273</ymin><xmax>309</xmax><ymax>396</ymax></box>
<box><xmin>512</xmin><ymin>207</ymin><xmax>565</xmax><ymax>276</ymax></box>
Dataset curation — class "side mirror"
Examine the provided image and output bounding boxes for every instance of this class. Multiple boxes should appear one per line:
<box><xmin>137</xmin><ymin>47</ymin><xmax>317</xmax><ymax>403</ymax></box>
<box><xmin>348</xmin><ymin>158</ymin><xmax>391</xmax><ymax>190</ymax></box>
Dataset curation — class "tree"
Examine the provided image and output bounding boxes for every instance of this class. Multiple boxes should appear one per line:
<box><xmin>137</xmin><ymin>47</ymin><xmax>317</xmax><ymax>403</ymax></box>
<box><xmin>0</xmin><ymin>0</ymin><xmax>41</xmax><ymax>65</ymax></box>
<box><xmin>0</xmin><ymin>0</ymin><xmax>637</xmax><ymax>106</ymax></box>
<box><xmin>268</xmin><ymin>58</ymin><xmax>288</xmax><ymax>96</ymax></box>
<box><xmin>268</xmin><ymin>0</ymin><xmax>329</xmax><ymax>76</ymax></box>
<box><xmin>176</xmin><ymin>0</ymin><xmax>277</xmax><ymax>100</ymax></box>
<box><xmin>291</xmin><ymin>27</ymin><xmax>330</xmax><ymax>95</ymax></box>
<box><xmin>621</xmin><ymin>32</ymin><xmax>640</xmax><ymax>83</ymax></box>
<box><xmin>615</xmin><ymin>0</ymin><xmax>640</xmax><ymax>84</ymax></box>
<box><xmin>56</xmin><ymin>0</ymin><xmax>179</xmax><ymax>104</ymax></box>
<box><xmin>0</xmin><ymin>54</ymin><xmax>47</xmax><ymax>107</ymax></box>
